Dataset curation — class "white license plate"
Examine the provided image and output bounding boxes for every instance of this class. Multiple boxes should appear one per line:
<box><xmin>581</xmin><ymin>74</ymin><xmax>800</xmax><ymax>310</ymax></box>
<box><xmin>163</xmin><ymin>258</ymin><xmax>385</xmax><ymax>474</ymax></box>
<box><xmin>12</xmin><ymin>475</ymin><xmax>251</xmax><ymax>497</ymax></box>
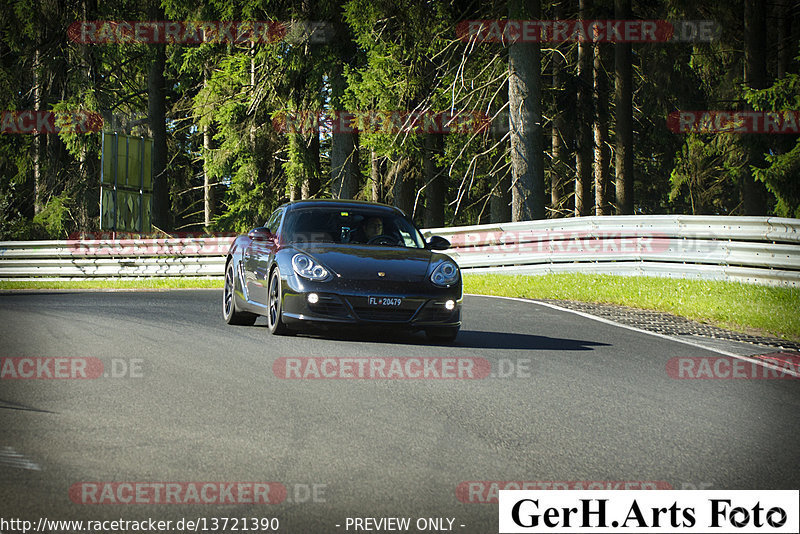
<box><xmin>368</xmin><ymin>296</ymin><xmax>402</xmax><ymax>307</ymax></box>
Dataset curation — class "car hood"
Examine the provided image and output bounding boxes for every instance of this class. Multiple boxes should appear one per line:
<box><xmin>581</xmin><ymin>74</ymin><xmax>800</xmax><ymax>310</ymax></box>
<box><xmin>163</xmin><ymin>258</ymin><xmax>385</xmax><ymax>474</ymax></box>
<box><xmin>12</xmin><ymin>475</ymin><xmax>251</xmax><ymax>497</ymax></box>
<box><xmin>290</xmin><ymin>243</ymin><xmax>435</xmax><ymax>282</ymax></box>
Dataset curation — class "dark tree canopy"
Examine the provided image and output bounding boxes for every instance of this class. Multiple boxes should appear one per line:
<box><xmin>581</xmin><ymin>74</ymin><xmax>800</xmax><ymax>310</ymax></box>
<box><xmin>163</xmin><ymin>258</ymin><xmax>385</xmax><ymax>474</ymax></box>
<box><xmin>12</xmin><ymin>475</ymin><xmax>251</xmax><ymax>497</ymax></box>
<box><xmin>1</xmin><ymin>0</ymin><xmax>799</xmax><ymax>239</ymax></box>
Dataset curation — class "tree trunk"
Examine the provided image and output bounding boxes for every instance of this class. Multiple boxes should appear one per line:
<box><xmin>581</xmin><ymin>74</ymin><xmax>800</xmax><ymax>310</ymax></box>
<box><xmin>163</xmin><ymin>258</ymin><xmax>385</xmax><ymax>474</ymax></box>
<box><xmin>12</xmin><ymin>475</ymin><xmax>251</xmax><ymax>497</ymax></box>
<box><xmin>776</xmin><ymin>0</ymin><xmax>792</xmax><ymax>79</ymax></box>
<box><xmin>33</xmin><ymin>45</ymin><xmax>43</xmax><ymax>215</ymax></box>
<box><xmin>329</xmin><ymin>14</ymin><xmax>359</xmax><ymax>199</ymax></box>
<box><xmin>370</xmin><ymin>149</ymin><xmax>382</xmax><ymax>202</ymax></box>
<box><xmin>286</xmin><ymin>53</ymin><xmax>321</xmax><ymax>200</ymax></box>
<box><xmin>203</xmin><ymin>123</ymin><xmax>213</xmax><ymax>229</ymax></box>
<box><xmin>490</xmin><ymin>117</ymin><xmax>511</xmax><ymax>222</ymax></box>
<box><xmin>423</xmin><ymin>133</ymin><xmax>445</xmax><ymax>228</ymax></box>
<box><xmin>575</xmin><ymin>0</ymin><xmax>593</xmax><ymax>216</ymax></box>
<box><xmin>614</xmin><ymin>0</ymin><xmax>634</xmax><ymax>215</ymax></box>
<box><xmin>286</xmin><ymin>130</ymin><xmax>304</xmax><ymax>201</ymax></box>
<box><xmin>300</xmin><ymin>132</ymin><xmax>321</xmax><ymax>198</ymax></box>
<box><xmin>148</xmin><ymin>41</ymin><xmax>168</xmax><ymax>230</ymax></box>
<box><xmin>742</xmin><ymin>0</ymin><xmax>769</xmax><ymax>215</ymax></box>
<box><xmin>330</xmin><ymin>110</ymin><xmax>358</xmax><ymax>199</ymax></box>
<box><xmin>508</xmin><ymin>0</ymin><xmax>545</xmax><ymax>221</ymax></box>
<box><xmin>593</xmin><ymin>42</ymin><xmax>610</xmax><ymax>215</ymax></box>
<box><xmin>550</xmin><ymin>0</ymin><xmax>568</xmax><ymax>216</ymax></box>
<box><xmin>288</xmin><ymin>143</ymin><xmax>301</xmax><ymax>201</ymax></box>
<box><xmin>78</xmin><ymin>0</ymin><xmax>100</xmax><ymax>232</ymax></box>
<box><xmin>389</xmin><ymin>157</ymin><xmax>413</xmax><ymax>216</ymax></box>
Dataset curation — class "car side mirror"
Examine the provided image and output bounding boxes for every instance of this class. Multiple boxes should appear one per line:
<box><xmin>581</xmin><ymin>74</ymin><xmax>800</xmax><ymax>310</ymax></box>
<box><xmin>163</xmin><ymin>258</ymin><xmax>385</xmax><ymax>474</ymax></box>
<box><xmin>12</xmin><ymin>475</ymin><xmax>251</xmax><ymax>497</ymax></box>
<box><xmin>426</xmin><ymin>235</ymin><xmax>450</xmax><ymax>250</ymax></box>
<box><xmin>248</xmin><ymin>227</ymin><xmax>274</xmax><ymax>241</ymax></box>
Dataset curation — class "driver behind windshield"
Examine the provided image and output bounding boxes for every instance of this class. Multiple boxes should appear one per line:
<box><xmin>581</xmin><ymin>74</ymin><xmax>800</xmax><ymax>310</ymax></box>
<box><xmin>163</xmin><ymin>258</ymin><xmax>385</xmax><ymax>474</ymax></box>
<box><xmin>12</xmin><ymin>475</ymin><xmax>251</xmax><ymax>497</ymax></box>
<box><xmin>350</xmin><ymin>215</ymin><xmax>384</xmax><ymax>243</ymax></box>
<box><xmin>363</xmin><ymin>217</ymin><xmax>383</xmax><ymax>241</ymax></box>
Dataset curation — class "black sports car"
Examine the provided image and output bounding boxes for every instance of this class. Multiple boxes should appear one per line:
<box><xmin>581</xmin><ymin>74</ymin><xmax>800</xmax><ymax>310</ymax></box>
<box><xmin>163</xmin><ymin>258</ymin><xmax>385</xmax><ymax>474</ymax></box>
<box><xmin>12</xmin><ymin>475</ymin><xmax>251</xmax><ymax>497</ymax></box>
<box><xmin>222</xmin><ymin>199</ymin><xmax>462</xmax><ymax>342</ymax></box>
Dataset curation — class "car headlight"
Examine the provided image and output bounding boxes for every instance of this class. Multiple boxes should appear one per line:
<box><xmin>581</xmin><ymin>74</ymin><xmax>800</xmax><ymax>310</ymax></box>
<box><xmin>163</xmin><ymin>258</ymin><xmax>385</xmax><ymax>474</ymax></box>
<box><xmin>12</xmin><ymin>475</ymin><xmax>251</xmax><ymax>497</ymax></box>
<box><xmin>430</xmin><ymin>260</ymin><xmax>459</xmax><ymax>287</ymax></box>
<box><xmin>292</xmin><ymin>253</ymin><xmax>331</xmax><ymax>281</ymax></box>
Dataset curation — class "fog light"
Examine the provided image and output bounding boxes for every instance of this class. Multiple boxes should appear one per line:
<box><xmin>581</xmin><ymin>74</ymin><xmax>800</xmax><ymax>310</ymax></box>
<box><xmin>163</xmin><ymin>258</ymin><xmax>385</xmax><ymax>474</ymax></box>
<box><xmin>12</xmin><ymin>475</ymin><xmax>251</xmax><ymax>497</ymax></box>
<box><xmin>445</xmin><ymin>299</ymin><xmax>455</xmax><ymax>310</ymax></box>
<box><xmin>307</xmin><ymin>293</ymin><xmax>319</xmax><ymax>304</ymax></box>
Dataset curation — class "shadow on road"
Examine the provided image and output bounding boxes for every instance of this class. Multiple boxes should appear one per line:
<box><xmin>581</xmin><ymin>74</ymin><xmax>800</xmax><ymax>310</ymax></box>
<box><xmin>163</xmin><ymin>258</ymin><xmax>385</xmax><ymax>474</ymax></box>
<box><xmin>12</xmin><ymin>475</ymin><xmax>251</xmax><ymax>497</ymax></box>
<box><xmin>453</xmin><ymin>330</ymin><xmax>610</xmax><ymax>351</ymax></box>
<box><xmin>289</xmin><ymin>326</ymin><xmax>609</xmax><ymax>351</ymax></box>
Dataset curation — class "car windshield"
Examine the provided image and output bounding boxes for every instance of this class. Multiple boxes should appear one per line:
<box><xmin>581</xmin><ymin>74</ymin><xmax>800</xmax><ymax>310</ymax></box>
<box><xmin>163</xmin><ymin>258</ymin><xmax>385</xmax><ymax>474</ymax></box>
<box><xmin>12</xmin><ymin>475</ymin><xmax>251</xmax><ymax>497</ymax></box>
<box><xmin>281</xmin><ymin>207</ymin><xmax>426</xmax><ymax>248</ymax></box>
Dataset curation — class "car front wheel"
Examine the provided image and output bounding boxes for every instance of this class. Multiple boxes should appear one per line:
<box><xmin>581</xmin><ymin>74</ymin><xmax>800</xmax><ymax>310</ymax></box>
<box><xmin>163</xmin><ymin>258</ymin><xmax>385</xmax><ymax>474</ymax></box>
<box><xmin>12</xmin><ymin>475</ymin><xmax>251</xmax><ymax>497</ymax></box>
<box><xmin>223</xmin><ymin>261</ymin><xmax>256</xmax><ymax>326</ymax></box>
<box><xmin>267</xmin><ymin>268</ymin><xmax>292</xmax><ymax>335</ymax></box>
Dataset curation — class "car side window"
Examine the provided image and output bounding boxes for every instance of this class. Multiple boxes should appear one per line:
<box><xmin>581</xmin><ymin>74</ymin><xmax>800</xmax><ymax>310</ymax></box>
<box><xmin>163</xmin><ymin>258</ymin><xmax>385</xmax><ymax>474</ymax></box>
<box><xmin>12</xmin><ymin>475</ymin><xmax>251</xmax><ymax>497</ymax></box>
<box><xmin>265</xmin><ymin>209</ymin><xmax>283</xmax><ymax>234</ymax></box>
<box><xmin>398</xmin><ymin>228</ymin><xmax>417</xmax><ymax>247</ymax></box>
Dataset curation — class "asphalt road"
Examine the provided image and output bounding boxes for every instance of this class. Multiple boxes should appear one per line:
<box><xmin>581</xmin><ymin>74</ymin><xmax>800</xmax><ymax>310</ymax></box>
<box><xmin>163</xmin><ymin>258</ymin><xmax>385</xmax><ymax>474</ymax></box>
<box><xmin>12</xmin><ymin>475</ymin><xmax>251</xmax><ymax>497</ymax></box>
<box><xmin>0</xmin><ymin>290</ymin><xmax>798</xmax><ymax>532</ymax></box>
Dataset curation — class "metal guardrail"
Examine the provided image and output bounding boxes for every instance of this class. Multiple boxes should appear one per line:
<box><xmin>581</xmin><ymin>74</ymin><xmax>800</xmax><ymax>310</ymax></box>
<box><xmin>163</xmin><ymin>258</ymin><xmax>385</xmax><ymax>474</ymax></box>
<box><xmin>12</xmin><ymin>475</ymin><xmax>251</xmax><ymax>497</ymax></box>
<box><xmin>0</xmin><ymin>237</ymin><xmax>232</xmax><ymax>279</ymax></box>
<box><xmin>422</xmin><ymin>215</ymin><xmax>800</xmax><ymax>286</ymax></box>
<box><xmin>1</xmin><ymin>215</ymin><xmax>799</xmax><ymax>286</ymax></box>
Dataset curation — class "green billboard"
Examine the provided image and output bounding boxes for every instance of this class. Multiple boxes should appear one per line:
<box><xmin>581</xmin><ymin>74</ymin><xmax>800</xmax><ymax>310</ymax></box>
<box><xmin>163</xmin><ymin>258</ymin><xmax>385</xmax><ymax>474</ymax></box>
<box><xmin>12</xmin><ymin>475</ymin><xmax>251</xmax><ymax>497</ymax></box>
<box><xmin>100</xmin><ymin>132</ymin><xmax>153</xmax><ymax>232</ymax></box>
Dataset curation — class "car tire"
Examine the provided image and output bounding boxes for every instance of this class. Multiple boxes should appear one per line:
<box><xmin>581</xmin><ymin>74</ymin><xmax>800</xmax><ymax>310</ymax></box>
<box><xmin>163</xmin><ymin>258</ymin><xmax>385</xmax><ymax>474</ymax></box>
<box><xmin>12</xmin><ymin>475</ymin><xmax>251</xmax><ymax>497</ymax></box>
<box><xmin>223</xmin><ymin>261</ymin><xmax>257</xmax><ymax>326</ymax></box>
<box><xmin>425</xmin><ymin>326</ymin><xmax>459</xmax><ymax>343</ymax></box>
<box><xmin>267</xmin><ymin>268</ymin><xmax>292</xmax><ymax>336</ymax></box>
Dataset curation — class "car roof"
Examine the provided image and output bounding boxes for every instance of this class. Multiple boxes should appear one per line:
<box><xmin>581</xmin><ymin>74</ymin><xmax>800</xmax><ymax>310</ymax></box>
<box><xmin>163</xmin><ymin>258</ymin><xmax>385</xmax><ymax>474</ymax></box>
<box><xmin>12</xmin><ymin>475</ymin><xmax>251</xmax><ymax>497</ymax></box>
<box><xmin>279</xmin><ymin>199</ymin><xmax>407</xmax><ymax>217</ymax></box>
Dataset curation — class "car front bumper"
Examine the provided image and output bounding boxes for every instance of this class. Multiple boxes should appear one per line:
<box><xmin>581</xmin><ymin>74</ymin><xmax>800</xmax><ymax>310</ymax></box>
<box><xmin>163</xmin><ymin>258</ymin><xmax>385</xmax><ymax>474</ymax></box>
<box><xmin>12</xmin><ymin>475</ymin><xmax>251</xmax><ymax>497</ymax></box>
<box><xmin>280</xmin><ymin>274</ymin><xmax>462</xmax><ymax>328</ymax></box>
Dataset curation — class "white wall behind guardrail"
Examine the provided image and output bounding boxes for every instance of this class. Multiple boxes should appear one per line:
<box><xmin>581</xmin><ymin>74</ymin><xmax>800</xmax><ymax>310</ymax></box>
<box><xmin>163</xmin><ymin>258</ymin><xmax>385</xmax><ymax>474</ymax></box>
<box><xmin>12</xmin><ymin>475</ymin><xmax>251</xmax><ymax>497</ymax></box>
<box><xmin>1</xmin><ymin>215</ymin><xmax>799</xmax><ymax>286</ymax></box>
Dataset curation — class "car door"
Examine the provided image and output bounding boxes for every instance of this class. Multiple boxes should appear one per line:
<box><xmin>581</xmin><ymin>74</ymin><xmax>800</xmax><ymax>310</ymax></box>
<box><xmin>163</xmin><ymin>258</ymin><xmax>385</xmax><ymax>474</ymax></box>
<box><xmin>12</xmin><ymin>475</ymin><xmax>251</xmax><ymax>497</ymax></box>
<box><xmin>244</xmin><ymin>208</ymin><xmax>282</xmax><ymax>306</ymax></box>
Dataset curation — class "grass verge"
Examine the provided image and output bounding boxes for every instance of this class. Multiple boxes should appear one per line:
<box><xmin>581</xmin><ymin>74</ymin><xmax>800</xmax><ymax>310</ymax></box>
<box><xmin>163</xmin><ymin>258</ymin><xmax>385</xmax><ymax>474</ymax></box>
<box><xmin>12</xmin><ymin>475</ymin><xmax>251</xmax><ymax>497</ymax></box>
<box><xmin>0</xmin><ymin>278</ymin><xmax>223</xmax><ymax>290</ymax></box>
<box><xmin>463</xmin><ymin>273</ymin><xmax>800</xmax><ymax>342</ymax></box>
